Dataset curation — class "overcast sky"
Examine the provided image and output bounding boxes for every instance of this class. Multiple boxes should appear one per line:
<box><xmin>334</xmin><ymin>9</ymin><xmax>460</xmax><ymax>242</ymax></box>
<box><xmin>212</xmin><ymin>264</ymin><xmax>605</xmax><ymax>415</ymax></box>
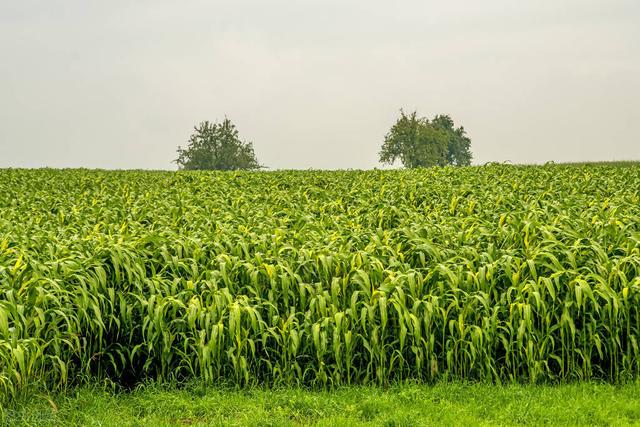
<box><xmin>1</xmin><ymin>0</ymin><xmax>638</xmax><ymax>169</ymax></box>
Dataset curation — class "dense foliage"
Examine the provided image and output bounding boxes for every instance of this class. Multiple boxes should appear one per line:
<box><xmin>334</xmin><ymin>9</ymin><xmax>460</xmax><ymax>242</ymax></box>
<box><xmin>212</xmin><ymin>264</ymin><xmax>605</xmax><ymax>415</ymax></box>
<box><xmin>175</xmin><ymin>119</ymin><xmax>261</xmax><ymax>170</ymax></box>
<box><xmin>1</xmin><ymin>164</ymin><xmax>639</xmax><ymax>401</ymax></box>
<box><xmin>379</xmin><ymin>111</ymin><xmax>472</xmax><ymax>167</ymax></box>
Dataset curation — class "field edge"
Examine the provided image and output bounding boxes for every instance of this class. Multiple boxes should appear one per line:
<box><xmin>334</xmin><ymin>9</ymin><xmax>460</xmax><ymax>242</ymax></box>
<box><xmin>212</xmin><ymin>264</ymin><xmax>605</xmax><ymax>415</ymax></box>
<box><xmin>4</xmin><ymin>382</ymin><xmax>640</xmax><ymax>426</ymax></box>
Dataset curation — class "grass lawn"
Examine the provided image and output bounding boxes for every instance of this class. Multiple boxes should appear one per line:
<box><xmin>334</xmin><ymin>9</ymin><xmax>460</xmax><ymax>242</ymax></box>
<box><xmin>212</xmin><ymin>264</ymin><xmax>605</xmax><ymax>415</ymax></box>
<box><xmin>3</xmin><ymin>383</ymin><xmax>640</xmax><ymax>426</ymax></box>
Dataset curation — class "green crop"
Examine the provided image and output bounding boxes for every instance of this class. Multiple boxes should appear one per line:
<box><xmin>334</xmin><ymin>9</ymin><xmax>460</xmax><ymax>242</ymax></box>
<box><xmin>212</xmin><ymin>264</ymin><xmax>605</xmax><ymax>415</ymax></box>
<box><xmin>0</xmin><ymin>164</ymin><xmax>639</xmax><ymax>401</ymax></box>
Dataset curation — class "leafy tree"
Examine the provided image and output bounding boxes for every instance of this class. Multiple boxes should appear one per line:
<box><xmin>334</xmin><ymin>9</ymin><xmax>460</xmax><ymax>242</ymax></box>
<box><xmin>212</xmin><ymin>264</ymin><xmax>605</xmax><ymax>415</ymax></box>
<box><xmin>379</xmin><ymin>110</ymin><xmax>472</xmax><ymax>168</ymax></box>
<box><xmin>175</xmin><ymin>118</ymin><xmax>262</xmax><ymax>170</ymax></box>
<box><xmin>431</xmin><ymin>114</ymin><xmax>473</xmax><ymax>167</ymax></box>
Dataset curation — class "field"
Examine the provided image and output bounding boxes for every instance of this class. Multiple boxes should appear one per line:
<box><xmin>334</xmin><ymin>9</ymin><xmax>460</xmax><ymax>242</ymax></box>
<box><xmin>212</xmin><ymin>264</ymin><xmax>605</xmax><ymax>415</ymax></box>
<box><xmin>1</xmin><ymin>164</ymin><xmax>639</xmax><ymax>417</ymax></box>
<box><xmin>6</xmin><ymin>383</ymin><xmax>640</xmax><ymax>426</ymax></box>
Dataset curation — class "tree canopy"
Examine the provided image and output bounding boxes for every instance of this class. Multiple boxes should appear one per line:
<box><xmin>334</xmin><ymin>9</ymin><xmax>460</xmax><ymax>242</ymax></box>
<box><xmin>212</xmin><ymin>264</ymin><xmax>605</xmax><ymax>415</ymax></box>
<box><xmin>379</xmin><ymin>110</ymin><xmax>472</xmax><ymax>168</ymax></box>
<box><xmin>175</xmin><ymin>118</ymin><xmax>262</xmax><ymax>170</ymax></box>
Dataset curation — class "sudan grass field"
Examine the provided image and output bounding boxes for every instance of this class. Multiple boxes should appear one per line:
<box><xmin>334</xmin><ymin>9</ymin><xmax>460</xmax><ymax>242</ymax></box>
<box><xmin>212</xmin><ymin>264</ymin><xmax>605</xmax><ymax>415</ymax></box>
<box><xmin>1</xmin><ymin>164</ymin><xmax>639</xmax><ymax>407</ymax></box>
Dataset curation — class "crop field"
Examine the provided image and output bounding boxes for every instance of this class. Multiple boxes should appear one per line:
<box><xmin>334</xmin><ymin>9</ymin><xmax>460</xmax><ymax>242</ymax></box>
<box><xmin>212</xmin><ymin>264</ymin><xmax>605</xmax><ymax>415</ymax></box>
<box><xmin>1</xmin><ymin>164</ymin><xmax>639</xmax><ymax>403</ymax></box>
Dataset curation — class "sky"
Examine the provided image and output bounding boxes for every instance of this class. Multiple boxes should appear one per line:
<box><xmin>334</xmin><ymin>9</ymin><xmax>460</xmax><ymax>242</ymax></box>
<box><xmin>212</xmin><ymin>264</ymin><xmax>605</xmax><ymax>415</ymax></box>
<box><xmin>1</xmin><ymin>0</ymin><xmax>639</xmax><ymax>170</ymax></box>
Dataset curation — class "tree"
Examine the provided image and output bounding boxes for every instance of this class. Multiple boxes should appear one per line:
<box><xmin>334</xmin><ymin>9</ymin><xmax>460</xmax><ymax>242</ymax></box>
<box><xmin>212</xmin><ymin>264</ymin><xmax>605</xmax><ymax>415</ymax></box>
<box><xmin>175</xmin><ymin>118</ymin><xmax>262</xmax><ymax>170</ymax></box>
<box><xmin>379</xmin><ymin>110</ymin><xmax>472</xmax><ymax>168</ymax></box>
<box><xmin>431</xmin><ymin>114</ymin><xmax>473</xmax><ymax>167</ymax></box>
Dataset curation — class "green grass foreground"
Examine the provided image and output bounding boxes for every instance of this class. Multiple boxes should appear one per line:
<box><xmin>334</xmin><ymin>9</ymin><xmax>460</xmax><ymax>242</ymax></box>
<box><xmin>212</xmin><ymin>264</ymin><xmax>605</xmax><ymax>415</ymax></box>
<box><xmin>4</xmin><ymin>383</ymin><xmax>640</xmax><ymax>426</ymax></box>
